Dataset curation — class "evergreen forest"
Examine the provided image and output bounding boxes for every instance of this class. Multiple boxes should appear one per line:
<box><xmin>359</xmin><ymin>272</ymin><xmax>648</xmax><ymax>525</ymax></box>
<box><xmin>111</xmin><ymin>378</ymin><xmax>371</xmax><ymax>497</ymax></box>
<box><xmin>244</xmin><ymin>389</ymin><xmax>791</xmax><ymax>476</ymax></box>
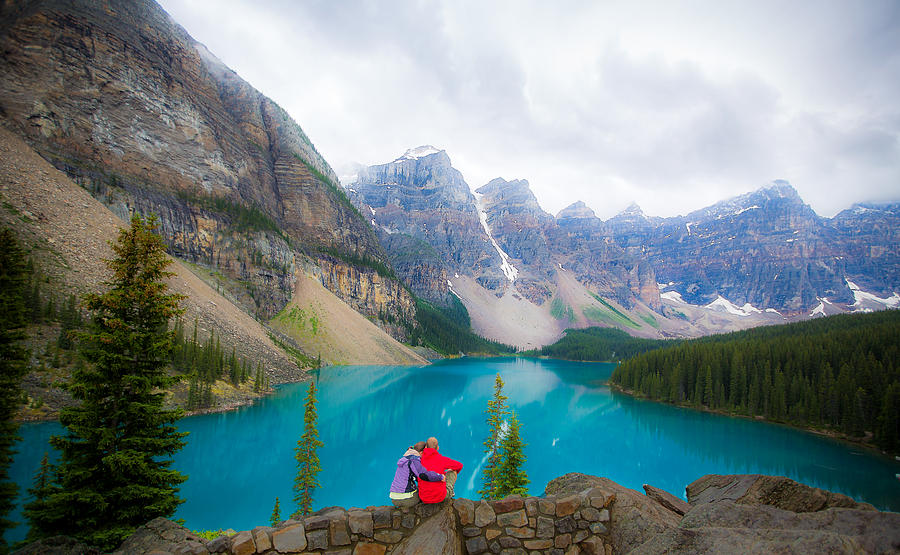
<box><xmin>533</xmin><ymin>327</ymin><xmax>672</xmax><ymax>361</ymax></box>
<box><xmin>610</xmin><ymin>311</ymin><xmax>900</xmax><ymax>452</ymax></box>
<box><xmin>409</xmin><ymin>296</ymin><xmax>516</xmax><ymax>355</ymax></box>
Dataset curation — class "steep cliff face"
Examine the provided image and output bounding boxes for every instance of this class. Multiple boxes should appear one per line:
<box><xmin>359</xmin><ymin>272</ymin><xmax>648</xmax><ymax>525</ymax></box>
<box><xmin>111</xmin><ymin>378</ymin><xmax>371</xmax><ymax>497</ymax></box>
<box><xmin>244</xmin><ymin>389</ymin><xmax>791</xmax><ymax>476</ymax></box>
<box><xmin>0</xmin><ymin>0</ymin><xmax>408</xmax><ymax>326</ymax></box>
<box><xmin>551</xmin><ymin>201</ymin><xmax>661</xmax><ymax>311</ymax></box>
<box><xmin>353</xmin><ymin>147</ymin><xmax>496</xmax><ymax>274</ymax></box>
<box><xmin>350</xmin><ymin>147</ymin><xmax>502</xmax><ymax>301</ymax></box>
<box><xmin>829</xmin><ymin>203</ymin><xmax>900</xmax><ymax>297</ymax></box>
<box><xmin>604</xmin><ymin>181</ymin><xmax>875</xmax><ymax>313</ymax></box>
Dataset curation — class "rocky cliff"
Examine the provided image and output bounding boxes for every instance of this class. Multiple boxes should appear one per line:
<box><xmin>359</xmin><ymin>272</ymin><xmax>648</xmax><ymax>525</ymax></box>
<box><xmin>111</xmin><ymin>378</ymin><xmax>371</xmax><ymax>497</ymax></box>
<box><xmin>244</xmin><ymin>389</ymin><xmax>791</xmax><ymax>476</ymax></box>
<box><xmin>30</xmin><ymin>473</ymin><xmax>896</xmax><ymax>554</ymax></box>
<box><xmin>0</xmin><ymin>0</ymin><xmax>413</xmax><ymax>329</ymax></box>
<box><xmin>350</xmin><ymin>152</ymin><xmax>679</xmax><ymax>347</ymax></box>
<box><xmin>603</xmin><ymin>181</ymin><xmax>899</xmax><ymax>315</ymax></box>
<box><xmin>350</xmin><ymin>147</ymin><xmax>501</xmax><ymax>302</ymax></box>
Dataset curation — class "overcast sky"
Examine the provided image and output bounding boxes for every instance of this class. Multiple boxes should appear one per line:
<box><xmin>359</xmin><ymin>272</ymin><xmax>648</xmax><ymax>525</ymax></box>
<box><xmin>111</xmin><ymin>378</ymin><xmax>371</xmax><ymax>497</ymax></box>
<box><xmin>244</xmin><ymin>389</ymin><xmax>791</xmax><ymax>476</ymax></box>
<box><xmin>157</xmin><ymin>0</ymin><xmax>899</xmax><ymax>219</ymax></box>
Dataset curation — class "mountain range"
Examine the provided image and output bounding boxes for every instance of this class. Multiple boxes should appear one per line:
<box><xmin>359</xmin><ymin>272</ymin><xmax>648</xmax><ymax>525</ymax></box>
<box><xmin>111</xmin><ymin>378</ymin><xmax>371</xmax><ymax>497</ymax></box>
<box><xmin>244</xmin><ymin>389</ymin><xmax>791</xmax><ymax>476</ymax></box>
<box><xmin>1</xmin><ymin>0</ymin><xmax>897</xmax><ymax>357</ymax></box>
<box><xmin>350</xmin><ymin>147</ymin><xmax>899</xmax><ymax>347</ymax></box>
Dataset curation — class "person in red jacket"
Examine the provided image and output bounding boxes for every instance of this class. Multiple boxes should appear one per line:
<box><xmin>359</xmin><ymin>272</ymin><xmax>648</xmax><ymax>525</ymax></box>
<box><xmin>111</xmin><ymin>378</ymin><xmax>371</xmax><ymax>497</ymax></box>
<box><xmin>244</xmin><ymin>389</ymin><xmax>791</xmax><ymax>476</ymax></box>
<box><xmin>419</xmin><ymin>436</ymin><xmax>463</xmax><ymax>503</ymax></box>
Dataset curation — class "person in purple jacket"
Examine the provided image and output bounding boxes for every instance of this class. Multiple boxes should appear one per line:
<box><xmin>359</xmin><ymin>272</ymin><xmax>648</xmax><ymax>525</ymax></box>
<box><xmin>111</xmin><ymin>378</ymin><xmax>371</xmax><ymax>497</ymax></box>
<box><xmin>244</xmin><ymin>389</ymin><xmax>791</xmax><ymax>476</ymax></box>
<box><xmin>389</xmin><ymin>440</ymin><xmax>445</xmax><ymax>508</ymax></box>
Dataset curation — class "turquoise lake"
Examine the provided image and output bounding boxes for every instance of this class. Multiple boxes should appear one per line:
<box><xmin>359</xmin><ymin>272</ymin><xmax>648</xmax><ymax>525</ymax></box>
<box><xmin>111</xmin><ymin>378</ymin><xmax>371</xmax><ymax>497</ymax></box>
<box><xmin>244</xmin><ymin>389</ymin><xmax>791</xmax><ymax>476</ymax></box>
<box><xmin>6</xmin><ymin>357</ymin><xmax>900</xmax><ymax>543</ymax></box>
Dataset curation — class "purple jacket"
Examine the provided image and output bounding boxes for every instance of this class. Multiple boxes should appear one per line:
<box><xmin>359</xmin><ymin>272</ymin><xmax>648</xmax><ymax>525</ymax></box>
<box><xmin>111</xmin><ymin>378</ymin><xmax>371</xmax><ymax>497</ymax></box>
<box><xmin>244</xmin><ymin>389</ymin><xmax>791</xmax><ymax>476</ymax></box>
<box><xmin>390</xmin><ymin>449</ymin><xmax>443</xmax><ymax>493</ymax></box>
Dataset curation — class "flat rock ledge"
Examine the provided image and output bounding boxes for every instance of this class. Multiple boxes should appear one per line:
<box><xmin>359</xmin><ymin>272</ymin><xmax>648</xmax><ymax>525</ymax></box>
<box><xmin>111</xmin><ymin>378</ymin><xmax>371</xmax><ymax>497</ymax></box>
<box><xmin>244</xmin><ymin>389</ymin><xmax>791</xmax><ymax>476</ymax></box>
<box><xmin>17</xmin><ymin>473</ymin><xmax>899</xmax><ymax>554</ymax></box>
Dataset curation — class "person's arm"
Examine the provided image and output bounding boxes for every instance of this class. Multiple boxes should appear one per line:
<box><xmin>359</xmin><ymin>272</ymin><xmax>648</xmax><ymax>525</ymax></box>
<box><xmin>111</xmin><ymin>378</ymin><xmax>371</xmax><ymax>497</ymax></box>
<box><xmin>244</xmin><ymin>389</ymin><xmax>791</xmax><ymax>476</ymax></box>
<box><xmin>437</xmin><ymin>452</ymin><xmax>463</xmax><ymax>473</ymax></box>
<box><xmin>411</xmin><ymin>457</ymin><xmax>443</xmax><ymax>482</ymax></box>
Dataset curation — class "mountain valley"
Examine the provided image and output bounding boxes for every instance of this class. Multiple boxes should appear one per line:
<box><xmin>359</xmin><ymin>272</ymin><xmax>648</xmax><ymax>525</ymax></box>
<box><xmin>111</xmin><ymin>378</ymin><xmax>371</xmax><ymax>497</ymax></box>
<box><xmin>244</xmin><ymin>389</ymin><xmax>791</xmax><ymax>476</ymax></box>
<box><xmin>1</xmin><ymin>0</ymin><xmax>897</xmax><ymax>358</ymax></box>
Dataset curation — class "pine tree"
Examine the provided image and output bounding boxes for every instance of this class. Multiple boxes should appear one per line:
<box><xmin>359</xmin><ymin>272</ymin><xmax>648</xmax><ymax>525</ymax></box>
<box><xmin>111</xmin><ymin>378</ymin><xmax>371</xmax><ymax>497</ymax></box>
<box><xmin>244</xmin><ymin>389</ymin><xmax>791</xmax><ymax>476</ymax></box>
<box><xmin>22</xmin><ymin>452</ymin><xmax>57</xmax><ymax>542</ymax></box>
<box><xmin>270</xmin><ymin>497</ymin><xmax>281</xmax><ymax>527</ymax></box>
<box><xmin>479</xmin><ymin>373</ymin><xmax>508</xmax><ymax>499</ymax></box>
<box><xmin>293</xmin><ymin>381</ymin><xmax>323</xmax><ymax>516</ymax></box>
<box><xmin>0</xmin><ymin>228</ymin><xmax>30</xmax><ymax>549</ymax></box>
<box><xmin>27</xmin><ymin>215</ymin><xmax>188</xmax><ymax>551</ymax></box>
<box><xmin>495</xmin><ymin>411</ymin><xmax>529</xmax><ymax>498</ymax></box>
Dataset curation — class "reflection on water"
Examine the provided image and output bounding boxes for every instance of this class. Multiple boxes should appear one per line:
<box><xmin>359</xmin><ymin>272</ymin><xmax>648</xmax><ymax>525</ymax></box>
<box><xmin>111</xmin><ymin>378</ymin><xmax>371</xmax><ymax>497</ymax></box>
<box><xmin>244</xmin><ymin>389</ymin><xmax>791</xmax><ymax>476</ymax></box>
<box><xmin>6</xmin><ymin>357</ymin><xmax>900</xmax><ymax>543</ymax></box>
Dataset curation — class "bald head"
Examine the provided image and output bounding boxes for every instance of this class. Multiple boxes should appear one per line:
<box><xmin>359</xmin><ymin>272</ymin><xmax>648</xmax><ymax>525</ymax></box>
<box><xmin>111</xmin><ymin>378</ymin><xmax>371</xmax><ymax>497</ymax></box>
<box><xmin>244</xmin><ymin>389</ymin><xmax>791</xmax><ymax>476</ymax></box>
<box><xmin>426</xmin><ymin>437</ymin><xmax>438</xmax><ymax>449</ymax></box>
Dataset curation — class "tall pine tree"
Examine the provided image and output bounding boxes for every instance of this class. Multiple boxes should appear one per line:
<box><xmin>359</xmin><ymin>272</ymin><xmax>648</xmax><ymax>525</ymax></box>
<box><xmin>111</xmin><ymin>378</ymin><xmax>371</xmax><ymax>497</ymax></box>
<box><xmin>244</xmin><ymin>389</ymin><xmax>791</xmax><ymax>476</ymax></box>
<box><xmin>495</xmin><ymin>410</ymin><xmax>529</xmax><ymax>498</ymax></box>
<box><xmin>293</xmin><ymin>380</ymin><xmax>323</xmax><ymax>516</ymax></box>
<box><xmin>26</xmin><ymin>215</ymin><xmax>188</xmax><ymax>551</ymax></box>
<box><xmin>479</xmin><ymin>373</ymin><xmax>508</xmax><ymax>499</ymax></box>
<box><xmin>0</xmin><ymin>228</ymin><xmax>30</xmax><ymax>552</ymax></box>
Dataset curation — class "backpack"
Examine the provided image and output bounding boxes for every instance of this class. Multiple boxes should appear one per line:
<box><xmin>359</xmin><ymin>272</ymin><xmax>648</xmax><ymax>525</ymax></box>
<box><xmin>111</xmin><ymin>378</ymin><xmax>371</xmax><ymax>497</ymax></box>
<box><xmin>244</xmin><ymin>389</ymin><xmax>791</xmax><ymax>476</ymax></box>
<box><xmin>405</xmin><ymin>457</ymin><xmax>417</xmax><ymax>493</ymax></box>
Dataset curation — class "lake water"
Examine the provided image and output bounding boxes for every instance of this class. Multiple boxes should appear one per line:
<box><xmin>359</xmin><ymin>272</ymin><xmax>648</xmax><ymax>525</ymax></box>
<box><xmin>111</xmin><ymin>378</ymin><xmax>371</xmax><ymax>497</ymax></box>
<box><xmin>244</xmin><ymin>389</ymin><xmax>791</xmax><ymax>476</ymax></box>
<box><xmin>6</xmin><ymin>357</ymin><xmax>900</xmax><ymax>543</ymax></box>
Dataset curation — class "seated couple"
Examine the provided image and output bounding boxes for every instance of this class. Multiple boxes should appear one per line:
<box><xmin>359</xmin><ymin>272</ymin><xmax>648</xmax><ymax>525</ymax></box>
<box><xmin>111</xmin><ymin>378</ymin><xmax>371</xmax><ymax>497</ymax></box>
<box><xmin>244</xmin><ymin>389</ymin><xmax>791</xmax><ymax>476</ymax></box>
<box><xmin>389</xmin><ymin>436</ymin><xmax>463</xmax><ymax>507</ymax></box>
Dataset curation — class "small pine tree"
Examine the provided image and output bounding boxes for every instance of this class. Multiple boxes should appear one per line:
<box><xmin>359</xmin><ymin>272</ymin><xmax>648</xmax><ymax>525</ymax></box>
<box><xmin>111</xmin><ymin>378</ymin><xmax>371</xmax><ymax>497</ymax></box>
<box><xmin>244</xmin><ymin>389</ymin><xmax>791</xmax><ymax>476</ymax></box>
<box><xmin>293</xmin><ymin>381</ymin><xmax>323</xmax><ymax>516</ymax></box>
<box><xmin>270</xmin><ymin>497</ymin><xmax>281</xmax><ymax>527</ymax></box>
<box><xmin>0</xmin><ymin>228</ymin><xmax>30</xmax><ymax>547</ymax></box>
<box><xmin>479</xmin><ymin>373</ymin><xmax>508</xmax><ymax>499</ymax></box>
<box><xmin>27</xmin><ymin>215</ymin><xmax>188</xmax><ymax>551</ymax></box>
<box><xmin>495</xmin><ymin>411</ymin><xmax>529</xmax><ymax>498</ymax></box>
<box><xmin>253</xmin><ymin>365</ymin><xmax>263</xmax><ymax>393</ymax></box>
<box><xmin>22</xmin><ymin>452</ymin><xmax>57</xmax><ymax>542</ymax></box>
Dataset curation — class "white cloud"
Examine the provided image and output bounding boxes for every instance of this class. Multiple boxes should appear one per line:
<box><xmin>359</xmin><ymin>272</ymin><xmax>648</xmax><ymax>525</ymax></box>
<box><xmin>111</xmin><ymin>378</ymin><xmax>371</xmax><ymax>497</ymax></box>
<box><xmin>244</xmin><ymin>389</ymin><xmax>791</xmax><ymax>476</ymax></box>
<box><xmin>158</xmin><ymin>0</ymin><xmax>900</xmax><ymax>219</ymax></box>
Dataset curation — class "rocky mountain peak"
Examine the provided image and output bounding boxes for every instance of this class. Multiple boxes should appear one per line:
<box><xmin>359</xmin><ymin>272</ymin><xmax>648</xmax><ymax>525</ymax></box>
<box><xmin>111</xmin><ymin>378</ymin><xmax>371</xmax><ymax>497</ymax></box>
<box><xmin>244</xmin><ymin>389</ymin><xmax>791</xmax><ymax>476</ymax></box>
<box><xmin>763</xmin><ymin>179</ymin><xmax>800</xmax><ymax>199</ymax></box>
<box><xmin>392</xmin><ymin>145</ymin><xmax>448</xmax><ymax>165</ymax></box>
<box><xmin>620</xmin><ymin>202</ymin><xmax>646</xmax><ymax>217</ymax></box>
<box><xmin>556</xmin><ymin>201</ymin><xmax>597</xmax><ymax>221</ymax></box>
<box><xmin>475</xmin><ymin>178</ymin><xmax>550</xmax><ymax>222</ymax></box>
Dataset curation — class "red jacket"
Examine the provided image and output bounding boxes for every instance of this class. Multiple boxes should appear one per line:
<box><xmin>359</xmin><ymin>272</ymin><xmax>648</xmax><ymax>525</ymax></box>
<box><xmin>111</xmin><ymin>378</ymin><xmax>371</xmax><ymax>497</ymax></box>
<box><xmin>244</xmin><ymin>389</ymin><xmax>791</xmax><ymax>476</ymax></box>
<box><xmin>418</xmin><ymin>447</ymin><xmax>463</xmax><ymax>503</ymax></box>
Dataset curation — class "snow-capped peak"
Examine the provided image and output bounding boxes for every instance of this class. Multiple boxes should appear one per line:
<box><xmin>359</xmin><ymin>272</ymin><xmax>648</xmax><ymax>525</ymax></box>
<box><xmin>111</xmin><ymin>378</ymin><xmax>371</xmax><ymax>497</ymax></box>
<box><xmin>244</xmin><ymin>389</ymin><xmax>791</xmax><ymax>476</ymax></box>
<box><xmin>395</xmin><ymin>145</ymin><xmax>442</xmax><ymax>162</ymax></box>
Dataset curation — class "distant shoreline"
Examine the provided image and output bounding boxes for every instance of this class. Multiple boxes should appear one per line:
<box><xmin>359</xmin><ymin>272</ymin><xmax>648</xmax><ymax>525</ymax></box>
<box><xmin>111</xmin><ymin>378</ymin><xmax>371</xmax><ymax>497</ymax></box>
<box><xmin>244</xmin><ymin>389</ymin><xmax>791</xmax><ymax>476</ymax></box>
<box><xmin>608</xmin><ymin>382</ymin><xmax>894</xmax><ymax>458</ymax></box>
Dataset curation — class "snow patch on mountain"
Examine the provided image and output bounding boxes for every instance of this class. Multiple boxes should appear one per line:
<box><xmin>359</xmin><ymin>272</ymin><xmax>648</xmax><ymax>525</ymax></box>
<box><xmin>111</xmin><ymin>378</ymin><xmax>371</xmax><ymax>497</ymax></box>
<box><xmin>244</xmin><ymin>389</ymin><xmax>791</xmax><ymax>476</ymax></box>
<box><xmin>810</xmin><ymin>301</ymin><xmax>826</xmax><ymax>317</ymax></box>
<box><xmin>394</xmin><ymin>145</ymin><xmax>441</xmax><ymax>161</ymax></box>
<box><xmin>660</xmin><ymin>291</ymin><xmax>686</xmax><ymax>303</ymax></box>
<box><xmin>846</xmin><ymin>280</ymin><xmax>900</xmax><ymax>308</ymax></box>
<box><xmin>473</xmin><ymin>191</ymin><xmax>518</xmax><ymax>282</ymax></box>
<box><xmin>705</xmin><ymin>295</ymin><xmax>761</xmax><ymax>316</ymax></box>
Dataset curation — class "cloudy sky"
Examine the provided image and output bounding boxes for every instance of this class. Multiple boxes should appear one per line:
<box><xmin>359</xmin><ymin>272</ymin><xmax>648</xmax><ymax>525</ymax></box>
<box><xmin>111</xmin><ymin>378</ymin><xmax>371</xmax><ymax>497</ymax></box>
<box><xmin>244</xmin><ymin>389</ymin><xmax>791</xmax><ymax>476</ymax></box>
<box><xmin>157</xmin><ymin>0</ymin><xmax>899</xmax><ymax>219</ymax></box>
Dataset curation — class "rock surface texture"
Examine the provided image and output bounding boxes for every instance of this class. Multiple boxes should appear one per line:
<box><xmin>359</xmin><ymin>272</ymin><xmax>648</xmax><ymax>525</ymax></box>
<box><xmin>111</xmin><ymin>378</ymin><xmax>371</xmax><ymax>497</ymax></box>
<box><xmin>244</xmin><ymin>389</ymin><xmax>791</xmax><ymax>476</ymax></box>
<box><xmin>22</xmin><ymin>473</ymin><xmax>892</xmax><ymax>554</ymax></box>
<box><xmin>0</xmin><ymin>0</ymin><xmax>412</xmax><ymax>328</ymax></box>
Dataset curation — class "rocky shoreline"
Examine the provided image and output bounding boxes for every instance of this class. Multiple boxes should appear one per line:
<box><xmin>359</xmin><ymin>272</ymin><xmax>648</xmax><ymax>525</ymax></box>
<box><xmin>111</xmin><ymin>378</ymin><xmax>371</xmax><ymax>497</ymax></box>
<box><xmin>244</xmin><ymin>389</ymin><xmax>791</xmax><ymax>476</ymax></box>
<box><xmin>16</xmin><ymin>473</ymin><xmax>899</xmax><ymax>554</ymax></box>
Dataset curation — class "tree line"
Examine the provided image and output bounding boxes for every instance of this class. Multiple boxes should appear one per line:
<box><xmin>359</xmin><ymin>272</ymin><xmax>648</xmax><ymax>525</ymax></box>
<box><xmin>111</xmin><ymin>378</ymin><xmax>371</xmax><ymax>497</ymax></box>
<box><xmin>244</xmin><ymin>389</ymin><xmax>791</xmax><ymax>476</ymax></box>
<box><xmin>531</xmin><ymin>326</ymin><xmax>672</xmax><ymax>361</ymax></box>
<box><xmin>610</xmin><ymin>310</ymin><xmax>900</xmax><ymax>452</ymax></box>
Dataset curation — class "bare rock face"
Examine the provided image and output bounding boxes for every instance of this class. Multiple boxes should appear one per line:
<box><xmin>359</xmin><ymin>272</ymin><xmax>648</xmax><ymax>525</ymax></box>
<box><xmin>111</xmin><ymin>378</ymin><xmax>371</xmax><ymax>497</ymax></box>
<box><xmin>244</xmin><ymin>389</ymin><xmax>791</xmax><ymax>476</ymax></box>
<box><xmin>544</xmin><ymin>473</ymin><xmax>680</xmax><ymax>553</ymax></box>
<box><xmin>629</xmin><ymin>474</ymin><xmax>900</xmax><ymax>554</ymax></box>
<box><xmin>605</xmin><ymin>181</ymin><xmax>899</xmax><ymax>313</ymax></box>
<box><xmin>350</xmin><ymin>147</ymin><xmax>501</xmax><ymax>300</ymax></box>
<box><xmin>391</xmin><ymin>504</ymin><xmax>464</xmax><ymax>555</ymax></box>
<box><xmin>111</xmin><ymin>517</ymin><xmax>208</xmax><ymax>555</ymax></box>
<box><xmin>635</xmin><ymin>497</ymin><xmax>900</xmax><ymax>554</ymax></box>
<box><xmin>643</xmin><ymin>484</ymin><xmax>692</xmax><ymax>516</ymax></box>
<box><xmin>11</xmin><ymin>536</ymin><xmax>99</xmax><ymax>555</ymax></box>
<box><xmin>686</xmin><ymin>474</ymin><xmax>875</xmax><ymax>512</ymax></box>
<box><xmin>552</xmin><ymin>202</ymin><xmax>661</xmax><ymax>310</ymax></box>
<box><xmin>0</xmin><ymin>0</ymin><xmax>410</xmax><ymax>325</ymax></box>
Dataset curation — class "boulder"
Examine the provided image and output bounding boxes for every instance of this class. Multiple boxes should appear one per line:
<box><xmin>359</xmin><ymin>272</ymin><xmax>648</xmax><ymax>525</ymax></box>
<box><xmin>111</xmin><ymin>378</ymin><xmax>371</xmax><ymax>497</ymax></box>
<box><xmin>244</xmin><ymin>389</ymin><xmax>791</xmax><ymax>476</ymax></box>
<box><xmin>686</xmin><ymin>474</ymin><xmax>875</xmax><ymax>512</ymax></box>
<box><xmin>12</xmin><ymin>536</ymin><xmax>100</xmax><ymax>555</ymax></box>
<box><xmin>635</xmin><ymin>495</ymin><xmax>900</xmax><ymax>553</ymax></box>
<box><xmin>391</xmin><ymin>504</ymin><xmax>464</xmax><ymax>555</ymax></box>
<box><xmin>111</xmin><ymin>517</ymin><xmax>207</xmax><ymax>555</ymax></box>
<box><xmin>545</xmin><ymin>473</ymin><xmax>679</xmax><ymax>554</ymax></box>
